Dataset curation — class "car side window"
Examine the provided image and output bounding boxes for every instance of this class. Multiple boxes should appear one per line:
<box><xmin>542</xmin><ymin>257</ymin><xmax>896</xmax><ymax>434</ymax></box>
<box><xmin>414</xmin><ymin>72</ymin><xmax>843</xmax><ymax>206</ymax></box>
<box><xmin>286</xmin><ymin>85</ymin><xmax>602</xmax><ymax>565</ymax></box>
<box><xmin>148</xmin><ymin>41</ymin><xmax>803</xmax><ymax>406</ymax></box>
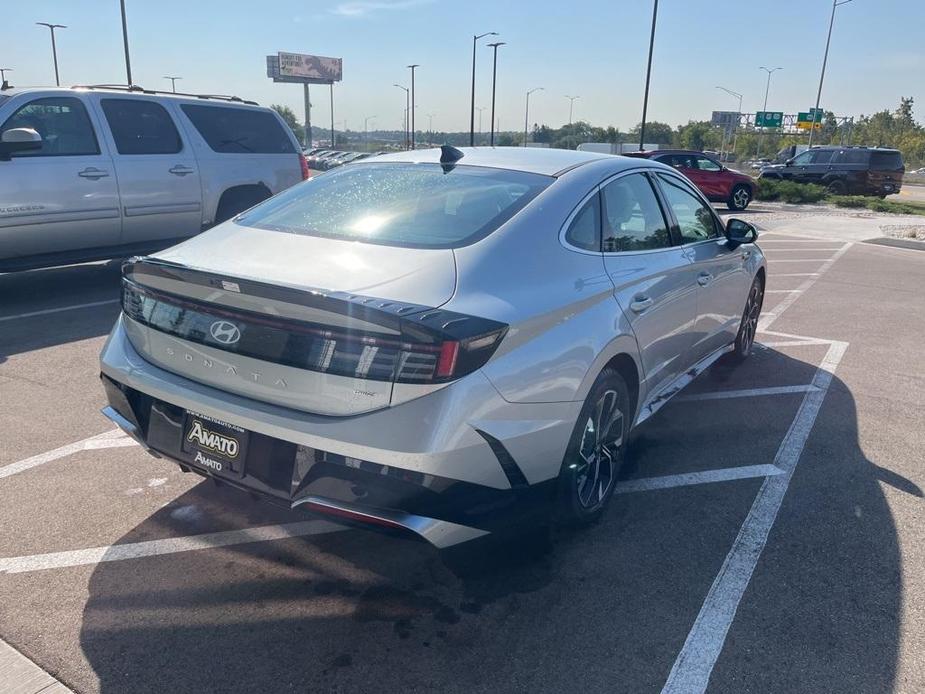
<box><xmin>564</xmin><ymin>193</ymin><xmax>601</xmax><ymax>252</ymax></box>
<box><xmin>696</xmin><ymin>156</ymin><xmax>722</xmax><ymax>172</ymax></box>
<box><xmin>601</xmin><ymin>174</ymin><xmax>671</xmax><ymax>252</ymax></box>
<box><xmin>100</xmin><ymin>98</ymin><xmax>182</xmax><ymax>155</ymax></box>
<box><xmin>0</xmin><ymin>97</ymin><xmax>99</xmax><ymax>157</ymax></box>
<box><xmin>656</xmin><ymin>174</ymin><xmax>721</xmax><ymax>243</ymax></box>
<box><xmin>811</xmin><ymin>150</ymin><xmax>835</xmax><ymax>164</ymax></box>
<box><xmin>792</xmin><ymin>151</ymin><xmax>813</xmax><ymax>166</ymax></box>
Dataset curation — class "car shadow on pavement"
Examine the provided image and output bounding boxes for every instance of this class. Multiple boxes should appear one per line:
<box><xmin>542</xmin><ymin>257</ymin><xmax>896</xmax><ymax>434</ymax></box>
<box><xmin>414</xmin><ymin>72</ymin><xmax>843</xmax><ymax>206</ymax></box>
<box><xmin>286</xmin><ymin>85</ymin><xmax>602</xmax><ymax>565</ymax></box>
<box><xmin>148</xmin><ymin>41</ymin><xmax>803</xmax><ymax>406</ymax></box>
<box><xmin>0</xmin><ymin>261</ymin><xmax>123</xmax><ymax>361</ymax></box>
<box><xmin>76</xmin><ymin>352</ymin><xmax>906</xmax><ymax>694</ymax></box>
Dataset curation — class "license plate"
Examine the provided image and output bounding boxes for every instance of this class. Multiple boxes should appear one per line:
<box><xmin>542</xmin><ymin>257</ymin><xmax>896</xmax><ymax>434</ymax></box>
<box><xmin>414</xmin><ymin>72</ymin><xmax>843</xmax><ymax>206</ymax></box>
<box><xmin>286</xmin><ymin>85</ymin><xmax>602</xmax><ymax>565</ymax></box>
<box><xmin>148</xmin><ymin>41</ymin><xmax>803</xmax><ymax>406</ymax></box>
<box><xmin>181</xmin><ymin>411</ymin><xmax>249</xmax><ymax>477</ymax></box>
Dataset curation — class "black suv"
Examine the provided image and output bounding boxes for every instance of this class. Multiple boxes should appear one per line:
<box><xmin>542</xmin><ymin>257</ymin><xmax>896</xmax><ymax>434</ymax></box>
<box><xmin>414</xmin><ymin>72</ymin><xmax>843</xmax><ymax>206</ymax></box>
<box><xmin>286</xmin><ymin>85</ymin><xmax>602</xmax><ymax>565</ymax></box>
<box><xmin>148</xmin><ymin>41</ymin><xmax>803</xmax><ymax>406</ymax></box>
<box><xmin>759</xmin><ymin>146</ymin><xmax>904</xmax><ymax>197</ymax></box>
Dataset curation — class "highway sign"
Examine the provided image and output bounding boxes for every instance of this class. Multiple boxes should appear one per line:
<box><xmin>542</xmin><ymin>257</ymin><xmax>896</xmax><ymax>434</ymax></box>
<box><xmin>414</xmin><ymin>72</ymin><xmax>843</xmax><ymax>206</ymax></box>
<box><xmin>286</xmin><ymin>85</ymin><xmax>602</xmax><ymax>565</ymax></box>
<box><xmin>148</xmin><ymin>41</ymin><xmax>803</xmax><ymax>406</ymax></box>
<box><xmin>755</xmin><ymin>111</ymin><xmax>783</xmax><ymax>128</ymax></box>
<box><xmin>711</xmin><ymin>111</ymin><xmax>739</xmax><ymax>127</ymax></box>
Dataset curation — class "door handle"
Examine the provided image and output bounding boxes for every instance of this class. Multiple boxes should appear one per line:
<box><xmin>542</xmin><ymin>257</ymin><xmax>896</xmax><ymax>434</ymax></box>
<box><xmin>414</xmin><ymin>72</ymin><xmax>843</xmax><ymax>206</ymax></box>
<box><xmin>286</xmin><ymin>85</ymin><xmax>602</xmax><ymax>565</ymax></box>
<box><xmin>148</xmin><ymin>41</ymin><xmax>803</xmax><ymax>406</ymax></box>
<box><xmin>741</xmin><ymin>249</ymin><xmax>752</xmax><ymax>260</ymax></box>
<box><xmin>697</xmin><ymin>272</ymin><xmax>714</xmax><ymax>287</ymax></box>
<box><xmin>629</xmin><ymin>296</ymin><xmax>654</xmax><ymax>313</ymax></box>
<box><xmin>78</xmin><ymin>167</ymin><xmax>109</xmax><ymax>180</ymax></box>
<box><xmin>168</xmin><ymin>165</ymin><xmax>195</xmax><ymax>176</ymax></box>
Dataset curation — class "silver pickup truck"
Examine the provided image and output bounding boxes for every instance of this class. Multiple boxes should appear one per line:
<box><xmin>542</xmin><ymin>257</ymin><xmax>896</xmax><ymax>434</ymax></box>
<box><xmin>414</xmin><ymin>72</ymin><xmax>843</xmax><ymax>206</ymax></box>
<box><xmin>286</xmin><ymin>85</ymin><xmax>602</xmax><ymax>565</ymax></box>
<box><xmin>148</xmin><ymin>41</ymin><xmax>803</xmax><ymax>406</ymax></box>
<box><xmin>0</xmin><ymin>85</ymin><xmax>306</xmax><ymax>272</ymax></box>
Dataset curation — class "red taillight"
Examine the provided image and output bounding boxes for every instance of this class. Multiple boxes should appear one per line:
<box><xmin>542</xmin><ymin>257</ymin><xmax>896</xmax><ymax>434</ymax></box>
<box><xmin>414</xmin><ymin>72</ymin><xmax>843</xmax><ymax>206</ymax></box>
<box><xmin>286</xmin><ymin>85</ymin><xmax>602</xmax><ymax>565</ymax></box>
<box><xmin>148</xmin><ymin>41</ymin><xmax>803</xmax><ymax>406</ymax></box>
<box><xmin>299</xmin><ymin>153</ymin><xmax>310</xmax><ymax>180</ymax></box>
<box><xmin>436</xmin><ymin>341</ymin><xmax>460</xmax><ymax>378</ymax></box>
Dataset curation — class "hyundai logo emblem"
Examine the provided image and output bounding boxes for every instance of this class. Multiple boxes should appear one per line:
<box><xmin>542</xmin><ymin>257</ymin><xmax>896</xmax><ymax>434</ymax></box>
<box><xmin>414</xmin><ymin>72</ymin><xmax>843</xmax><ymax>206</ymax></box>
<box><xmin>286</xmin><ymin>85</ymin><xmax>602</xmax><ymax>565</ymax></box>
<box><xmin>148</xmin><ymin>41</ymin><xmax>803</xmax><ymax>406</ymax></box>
<box><xmin>209</xmin><ymin>320</ymin><xmax>242</xmax><ymax>345</ymax></box>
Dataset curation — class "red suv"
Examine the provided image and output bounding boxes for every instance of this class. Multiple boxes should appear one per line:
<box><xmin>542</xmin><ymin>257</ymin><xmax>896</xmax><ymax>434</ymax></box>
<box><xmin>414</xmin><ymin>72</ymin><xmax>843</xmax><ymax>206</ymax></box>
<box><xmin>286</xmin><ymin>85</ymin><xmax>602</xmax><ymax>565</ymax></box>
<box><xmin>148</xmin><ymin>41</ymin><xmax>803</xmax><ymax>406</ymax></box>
<box><xmin>624</xmin><ymin>149</ymin><xmax>756</xmax><ymax>210</ymax></box>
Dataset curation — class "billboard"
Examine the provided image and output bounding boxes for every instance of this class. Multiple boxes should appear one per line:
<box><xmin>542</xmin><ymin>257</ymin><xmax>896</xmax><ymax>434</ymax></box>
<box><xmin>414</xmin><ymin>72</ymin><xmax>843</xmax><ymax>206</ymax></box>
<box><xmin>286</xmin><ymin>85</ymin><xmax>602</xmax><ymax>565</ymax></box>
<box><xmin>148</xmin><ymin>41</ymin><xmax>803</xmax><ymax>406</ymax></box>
<box><xmin>277</xmin><ymin>52</ymin><xmax>342</xmax><ymax>82</ymax></box>
<box><xmin>711</xmin><ymin>111</ymin><xmax>739</xmax><ymax>128</ymax></box>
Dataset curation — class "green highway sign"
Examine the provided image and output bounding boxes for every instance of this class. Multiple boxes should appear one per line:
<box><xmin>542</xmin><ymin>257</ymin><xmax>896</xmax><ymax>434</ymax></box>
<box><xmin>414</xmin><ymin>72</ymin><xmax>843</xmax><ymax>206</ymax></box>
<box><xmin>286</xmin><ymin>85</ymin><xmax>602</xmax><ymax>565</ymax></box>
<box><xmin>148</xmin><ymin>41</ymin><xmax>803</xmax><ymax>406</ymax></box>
<box><xmin>798</xmin><ymin>110</ymin><xmax>823</xmax><ymax>124</ymax></box>
<box><xmin>755</xmin><ymin>111</ymin><xmax>783</xmax><ymax>128</ymax></box>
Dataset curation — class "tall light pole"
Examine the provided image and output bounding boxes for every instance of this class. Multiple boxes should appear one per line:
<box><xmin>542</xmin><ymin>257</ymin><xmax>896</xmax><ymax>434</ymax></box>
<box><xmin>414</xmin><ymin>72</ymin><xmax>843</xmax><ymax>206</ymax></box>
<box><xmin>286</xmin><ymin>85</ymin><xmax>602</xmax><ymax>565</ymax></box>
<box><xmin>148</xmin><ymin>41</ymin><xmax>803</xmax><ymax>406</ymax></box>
<box><xmin>757</xmin><ymin>67</ymin><xmax>782</xmax><ymax>157</ymax></box>
<box><xmin>486</xmin><ymin>42</ymin><xmax>505</xmax><ymax>147</ymax></box>
<box><xmin>119</xmin><ymin>0</ymin><xmax>133</xmax><ymax>85</ymax></box>
<box><xmin>407</xmin><ymin>64</ymin><xmax>419</xmax><ymax>149</ymax></box>
<box><xmin>716</xmin><ymin>85</ymin><xmax>743</xmax><ymax>161</ymax></box>
<box><xmin>427</xmin><ymin>112</ymin><xmax>435</xmax><ymax>138</ymax></box>
<box><xmin>565</xmin><ymin>95</ymin><xmax>579</xmax><ymax>125</ymax></box>
<box><xmin>639</xmin><ymin>0</ymin><xmax>658</xmax><ymax>150</ymax></box>
<box><xmin>364</xmin><ymin>115</ymin><xmax>376</xmax><ymax>152</ymax></box>
<box><xmin>394</xmin><ymin>84</ymin><xmax>409</xmax><ymax>149</ymax></box>
<box><xmin>163</xmin><ymin>76</ymin><xmax>181</xmax><ymax>92</ymax></box>
<box><xmin>809</xmin><ymin>0</ymin><xmax>854</xmax><ymax>147</ymax></box>
<box><xmin>524</xmin><ymin>87</ymin><xmax>543</xmax><ymax>147</ymax></box>
<box><xmin>475</xmin><ymin>106</ymin><xmax>486</xmax><ymax>137</ymax></box>
<box><xmin>36</xmin><ymin>23</ymin><xmax>66</xmax><ymax>86</ymax></box>
<box><xmin>470</xmin><ymin>32</ymin><xmax>498</xmax><ymax>146</ymax></box>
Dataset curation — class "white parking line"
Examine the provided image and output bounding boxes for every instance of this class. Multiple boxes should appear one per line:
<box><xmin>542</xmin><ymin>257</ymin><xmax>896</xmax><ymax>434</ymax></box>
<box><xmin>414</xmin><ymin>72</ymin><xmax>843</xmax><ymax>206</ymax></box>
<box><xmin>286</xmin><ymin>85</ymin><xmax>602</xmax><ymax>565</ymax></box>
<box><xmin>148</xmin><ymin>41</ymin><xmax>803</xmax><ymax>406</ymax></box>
<box><xmin>0</xmin><ymin>520</ymin><xmax>342</xmax><ymax>574</ymax></box>
<box><xmin>0</xmin><ymin>299</ymin><xmax>119</xmax><ymax>323</ymax></box>
<box><xmin>764</xmin><ymin>289</ymin><xmax>801</xmax><ymax>294</ymax></box>
<box><xmin>674</xmin><ymin>384</ymin><xmax>818</xmax><ymax>402</ymax></box>
<box><xmin>761</xmin><ymin>248</ymin><xmax>844</xmax><ymax>252</ymax></box>
<box><xmin>661</xmin><ymin>339</ymin><xmax>848</xmax><ymax>694</ymax></box>
<box><xmin>772</xmin><ymin>273</ymin><xmax>819</xmax><ymax>277</ymax></box>
<box><xmin>615</xmin><ymin>465</ymin><xmax>782</xmax><ymax>495</ymax></box>
<box><xmin>767</xmin><ymin>258</ymin><xmax>837</xmax><ymax>262</ymax></box>
<box><xmin>760</xmin><ymin>244</ymin><xmax>852</xmax><ymax>331</ymax></box>
<box><xmin>0</xmin><ymin>429</ymin><xmax>133</xmax><ymax>481</ymax></box>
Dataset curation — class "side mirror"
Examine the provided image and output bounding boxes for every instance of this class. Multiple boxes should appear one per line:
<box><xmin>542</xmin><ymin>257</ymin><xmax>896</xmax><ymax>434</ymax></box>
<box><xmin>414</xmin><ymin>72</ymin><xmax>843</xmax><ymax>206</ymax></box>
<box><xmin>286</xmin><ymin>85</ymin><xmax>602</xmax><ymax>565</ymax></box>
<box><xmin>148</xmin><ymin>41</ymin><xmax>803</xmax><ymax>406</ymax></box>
<box><xmin>725</xmin><ymin>218</ymin><xmax>758</xmax><ymax>246</ymax></box>
<box><xmin>0</xmin><ymin>128</ymin><xmax>43</xmax><ymax>161</ymax></box>
<box><xmin>785</xmin><ymin>158</ymin><xmax>795</xmax><ymax>166</ymax></box>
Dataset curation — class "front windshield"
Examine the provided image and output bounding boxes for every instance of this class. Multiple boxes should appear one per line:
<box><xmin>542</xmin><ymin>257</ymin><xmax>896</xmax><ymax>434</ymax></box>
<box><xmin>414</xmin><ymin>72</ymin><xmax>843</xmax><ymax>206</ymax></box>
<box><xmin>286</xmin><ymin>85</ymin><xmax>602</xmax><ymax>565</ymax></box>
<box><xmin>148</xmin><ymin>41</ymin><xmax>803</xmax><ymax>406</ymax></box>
<box><xmin>237</xmin><ymin>162</ymin><xmax>552</xmax><ymax>249</ymax></box>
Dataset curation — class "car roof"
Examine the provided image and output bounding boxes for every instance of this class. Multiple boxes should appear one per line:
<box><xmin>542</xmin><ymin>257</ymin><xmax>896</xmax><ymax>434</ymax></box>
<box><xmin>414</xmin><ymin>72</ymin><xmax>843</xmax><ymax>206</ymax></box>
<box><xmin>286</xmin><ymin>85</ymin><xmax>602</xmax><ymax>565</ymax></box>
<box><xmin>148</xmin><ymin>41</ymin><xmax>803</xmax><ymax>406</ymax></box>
<box><xmin>0</xmin><ymin>86</ymin><xmax>264</xmax><ymax>108</ymax></box>
<box><xmin>361</xmin><ymin>146</ymin><xmax>616</xmax><ymax>176</ymax></box>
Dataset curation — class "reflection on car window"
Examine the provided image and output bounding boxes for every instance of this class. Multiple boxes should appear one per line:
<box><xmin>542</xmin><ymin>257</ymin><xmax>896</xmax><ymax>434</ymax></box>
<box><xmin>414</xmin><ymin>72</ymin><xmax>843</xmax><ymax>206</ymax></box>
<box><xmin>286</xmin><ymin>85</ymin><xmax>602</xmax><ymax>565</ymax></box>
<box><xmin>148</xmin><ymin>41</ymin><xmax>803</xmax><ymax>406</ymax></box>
<box><xmin>237</xmin><ymin>163</ymin><xmax>552</xmax><ymax>249</ymax></box>
<box><xmin>792</xmin><ymin>151</ymin><xmax>814</xmax><ymax>166</ymax></box>
<box><xmin>101</xmin><ymin>99</ymin><xmax>182</xmax><ymax>155</ymax></box>
<box><xmin>601</xmin><ymin>174</ymin><xmax>671</xmax><ymax>252</ymax></box>
<box><xmin>696</xmin><ymin>156</ymin><xmax>722</xmax><ymax>172</ymax></box>
<box><xmin>565</xmin><ymin>194</ymin><xmax>601</xmax><ymax>252</ymax></box>
<box><xmin>657</xmin><ymin>174</ymin><xmax>720</xmax><ymax>243</ymax></box>
<box><xmin>811</xmin><ymin>150</ymin><xmax>835</xmax><ymax>164</ymax></box>
<box><xmin>1</xmin><ymin>97</ymin><xmax>99</xmax><ymax>157</ymax></box>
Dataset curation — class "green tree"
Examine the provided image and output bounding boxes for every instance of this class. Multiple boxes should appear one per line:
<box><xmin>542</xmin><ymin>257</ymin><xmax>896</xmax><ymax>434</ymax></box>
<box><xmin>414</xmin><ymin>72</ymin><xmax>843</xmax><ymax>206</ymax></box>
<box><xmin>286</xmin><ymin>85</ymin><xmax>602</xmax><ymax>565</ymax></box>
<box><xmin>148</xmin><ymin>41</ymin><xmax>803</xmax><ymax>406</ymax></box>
<box><xmin>630</xmin><ymin>120</ymin><xmax>673</xmax><ymax>145</ymax></box>
<box><xmin>271</xmin><ymin>104</ymin><xmax>304</xmax><ymax>146</ymax></box>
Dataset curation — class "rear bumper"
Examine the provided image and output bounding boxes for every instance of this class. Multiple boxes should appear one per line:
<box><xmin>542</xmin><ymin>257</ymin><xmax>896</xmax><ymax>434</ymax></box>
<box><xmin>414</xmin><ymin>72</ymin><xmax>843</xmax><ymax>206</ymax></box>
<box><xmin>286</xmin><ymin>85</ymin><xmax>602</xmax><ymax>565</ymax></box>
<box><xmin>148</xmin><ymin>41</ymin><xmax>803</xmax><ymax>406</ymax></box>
<box><xmin>99</xmin><ymin>316</ymin><xmax>578</xmax><ymax>546</ymax></box>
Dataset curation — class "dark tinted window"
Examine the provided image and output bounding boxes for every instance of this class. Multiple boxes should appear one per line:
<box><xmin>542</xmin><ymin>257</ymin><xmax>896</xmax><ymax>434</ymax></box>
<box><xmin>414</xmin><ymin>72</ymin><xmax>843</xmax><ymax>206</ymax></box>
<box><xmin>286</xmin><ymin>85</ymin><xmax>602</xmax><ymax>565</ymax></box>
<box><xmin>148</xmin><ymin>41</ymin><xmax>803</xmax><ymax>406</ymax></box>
<box><xmin>601</xmin><ymin>174</ymin><xmax>671</xmax><ymax>252</ymax></box>
<box><xmin>238</xmin><ymin>163</ymin><xmax>552</xmax><ymax>249</ymax></box>
<box><xmin>565</xmin><ymin>194</ymin><xmax>601</xmax><ymax>252</ymax></box>
<box><xmin>658</xmin><ymin>154</ymin><xmax>697</xmax><ymax>169</ymax></box>
<box><xmin>811</xmin><ymin>150</ymin><xmax>835</xmax><ymax>164</ymax></box>
<box><xmin>656</xmin><ymin>174</ymin><xmax>721</xmax><ymax>242</ymax></box>
<box><xmin>101</xmin><ymin>99</ymin><xmax>182</xmax><ymax>154</ymax></box>
<box><xmin>1</xmin><ymin>97</ymin><xmax>99</xmax><ymax>156</ymax></box>
<box><xmin>181</xmin><ymin>105</ymin><xmax>296</xmax><ymax>154</ymax></box>
<box><xmin>870</xmin><ymin>150</ymin><xmax>903</xmax><ymax>170</ymax></box>
<box><xmin>834</xmin><ymin>149</ymin><xmax>868</xmax><ymax>164</ymax></box>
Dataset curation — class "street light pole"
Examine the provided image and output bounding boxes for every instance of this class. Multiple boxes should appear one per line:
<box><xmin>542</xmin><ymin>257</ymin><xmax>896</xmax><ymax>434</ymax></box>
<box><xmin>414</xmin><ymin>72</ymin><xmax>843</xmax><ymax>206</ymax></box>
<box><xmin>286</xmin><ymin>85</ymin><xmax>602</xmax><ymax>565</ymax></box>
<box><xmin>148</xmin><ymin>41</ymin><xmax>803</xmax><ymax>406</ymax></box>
<box><xmin>809</xmin><ymin>0</ymin><xmax>854</xmax><ymax>148</ymax></box>
<box><xmin>119</xmin><ymin>0</ymin><xmax>133</xmax><ymax>85</ymax></box>
<box><xmin>470</xmin><ymin>32</ymin><xmax>498</xmax><ymax>146</ymax></box>
<box><xmin>427</xmin><ymin>113</ymin><xmax>435</xmax><ymax>139</ymax></box>
<box><xmin>36</xmin><ymin>23</ymin><xmax>66</xmax><ymax>87</ymax></box>
<box><xmin>407</xmin><ymin>64</ymin><xmax>419</xmax><ymax>149</ymax></box>
<box><xmin>364</xmin><ymin>115</ymin><xmax>376</xmax><ymax>152</ymax></box>
<box><xmin>639</xmin><ymin>0</ymin><xmax>659</xmax><ymax>150</ymax></box>
<box><xmin>757</xmin><ymin>66</ymin><xmax>782</xmax><ymax>157</ymax></box>
<box><xmin>486</xmin><ymin>42</ymin><xmax>505</xmax><ymax>147</ymax></box>
<box><xmin>565</xmin><ymin>95</ymin><xmax>579</xmax><ymax>125</ymax></box>
<box><xmin>524</xmin><ymin>87</ymin><xmax>543</xmax><ymax>147</ymax></box>
<box><xmin>163</xmin><ymin>76</ymin><xmax>181</xmax><ymax>92</ymax></box>
<box><xmin>475</xmin><ymin>107</ymin><xmax>485</xmax><ymax>137</ymax></box>
<box><xmin>393</xmin><ymin>84</ymin><xmax>409</xmax><ymax>149</ymax></box>
<box><xmin>716</xmin><ymin>85</ymin><xmax>743</xmax><ymax>160</ymax></box>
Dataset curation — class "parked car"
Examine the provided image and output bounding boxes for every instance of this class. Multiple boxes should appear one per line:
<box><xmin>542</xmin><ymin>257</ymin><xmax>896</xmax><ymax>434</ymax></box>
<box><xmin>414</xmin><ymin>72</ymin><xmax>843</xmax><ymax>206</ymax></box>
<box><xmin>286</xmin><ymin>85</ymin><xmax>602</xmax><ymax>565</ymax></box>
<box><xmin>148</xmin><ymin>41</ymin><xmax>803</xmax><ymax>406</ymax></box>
<box><xmin>306</xmin><ymin>150</ymin><xmax>342</xmax><ymax>170</ymax></box>
<box><xmin>759</xmin><ymin>146</ymin><xmax>905</xmax><ymax>197</ymax></box>
<box><xmin>100</xmin><ymin>146</ymin><xmax>765</xmax><ymax>551</ymax></box>
<box><xmin>0</xmin><ymin>85</ymin><xmax>306</xmax><ymax>272</ymax></box>
<box><xmin>624</xmin><ymin>149</ymin><xmax>756</xmax><ymax>210</ymax></box>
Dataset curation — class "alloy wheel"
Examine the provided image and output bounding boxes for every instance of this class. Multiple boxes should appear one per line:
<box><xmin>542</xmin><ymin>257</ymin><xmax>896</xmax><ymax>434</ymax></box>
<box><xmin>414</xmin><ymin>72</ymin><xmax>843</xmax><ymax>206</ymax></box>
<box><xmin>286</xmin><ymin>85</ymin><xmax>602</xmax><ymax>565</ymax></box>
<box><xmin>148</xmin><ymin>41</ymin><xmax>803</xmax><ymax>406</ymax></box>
<box><xmin>740</xmin><ymin>281</ymin><xmax>764</xmax><ymax>354</ymax></box>
<box><xmin>733</xmin><ymin>187</ymin><xmax>751</xmax><ymax>209</ymax></box>
<box><xmin>575</xmin><ymin>389</ymin><xmax>624</xmax><ymax>508</ymax></box>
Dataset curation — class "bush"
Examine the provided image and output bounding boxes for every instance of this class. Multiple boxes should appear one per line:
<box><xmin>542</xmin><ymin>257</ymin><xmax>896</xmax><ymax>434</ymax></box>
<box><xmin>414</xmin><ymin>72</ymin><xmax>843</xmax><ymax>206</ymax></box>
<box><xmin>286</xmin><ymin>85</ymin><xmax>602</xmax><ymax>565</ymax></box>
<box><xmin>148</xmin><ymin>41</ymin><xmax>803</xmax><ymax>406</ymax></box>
<box><xmin>829</xmin><ymin>195</ymin><xmax>868</xmax><ymax>208</ymax></box>
<box><xmin>828</xmin><ymin>195</ymin><xmax>925</xmax><ymax>215</ymax></box>
<box><xmin>755</xmin><ymin>178</ymin><xmax>828</xmax><ymax>204</ymax></box>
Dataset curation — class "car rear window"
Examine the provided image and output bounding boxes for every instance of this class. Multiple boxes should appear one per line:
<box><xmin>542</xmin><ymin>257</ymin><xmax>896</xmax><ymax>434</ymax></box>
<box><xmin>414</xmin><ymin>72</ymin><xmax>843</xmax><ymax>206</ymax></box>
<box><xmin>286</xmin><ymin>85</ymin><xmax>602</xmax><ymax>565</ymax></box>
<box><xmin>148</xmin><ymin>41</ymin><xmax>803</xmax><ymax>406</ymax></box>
<box><xmin>236</xmin><ymin>163</ymin><xmax>553</xmax><ymax>249</ymax></box>
<box><xmin>181</xmin><ymin>105</ymin><xmax>296</xmax><ymax>154</ymax></box>
<box><xmin>870</xmin><ymin>150</ymin><xmax>904</xmax><ymax>170</ymax></box>
<box><xmin>833</xmin><ymin>149</ymin><xmax>868</xmax><ymax>164</ymax></box>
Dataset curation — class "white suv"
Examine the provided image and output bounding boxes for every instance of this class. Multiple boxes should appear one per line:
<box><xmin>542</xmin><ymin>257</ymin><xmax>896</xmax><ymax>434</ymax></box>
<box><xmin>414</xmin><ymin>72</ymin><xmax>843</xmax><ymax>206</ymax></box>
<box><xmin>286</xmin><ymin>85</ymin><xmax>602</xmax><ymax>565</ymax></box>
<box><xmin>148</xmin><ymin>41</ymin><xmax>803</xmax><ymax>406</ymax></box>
<box><xmin>0</xmin><ymin>85</ymin><xmax>307</xmax><ymax>272</ymax></box>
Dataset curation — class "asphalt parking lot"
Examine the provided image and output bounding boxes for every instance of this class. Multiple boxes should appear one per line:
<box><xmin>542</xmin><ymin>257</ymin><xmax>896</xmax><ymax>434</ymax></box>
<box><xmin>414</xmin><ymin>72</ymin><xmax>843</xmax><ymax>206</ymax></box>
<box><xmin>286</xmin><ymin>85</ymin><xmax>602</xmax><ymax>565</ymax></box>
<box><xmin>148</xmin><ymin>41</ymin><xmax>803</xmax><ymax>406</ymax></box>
<box><xmin>1</xmin><ymin>219</ymin><xmax>923</xmax><ymax>693</ymax></box>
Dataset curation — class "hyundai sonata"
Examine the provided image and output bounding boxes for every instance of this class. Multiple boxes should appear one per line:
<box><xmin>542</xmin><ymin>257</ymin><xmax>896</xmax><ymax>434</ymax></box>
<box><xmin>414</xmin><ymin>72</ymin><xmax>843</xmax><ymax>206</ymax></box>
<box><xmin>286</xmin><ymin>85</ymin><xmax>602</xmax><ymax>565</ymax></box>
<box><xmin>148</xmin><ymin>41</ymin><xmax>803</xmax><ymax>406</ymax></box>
<box><xmin>100</xmin><ymin>146</ymin><xmax>765</xmax><ymax>549</ymax></box>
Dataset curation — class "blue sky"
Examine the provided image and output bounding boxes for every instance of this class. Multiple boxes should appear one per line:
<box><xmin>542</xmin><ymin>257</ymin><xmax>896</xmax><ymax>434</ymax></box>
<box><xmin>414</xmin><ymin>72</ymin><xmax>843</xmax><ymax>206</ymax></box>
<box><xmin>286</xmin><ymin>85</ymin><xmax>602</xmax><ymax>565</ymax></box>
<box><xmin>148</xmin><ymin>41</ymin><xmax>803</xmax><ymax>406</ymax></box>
<box><xmin>3</xmin><ymin>0</ymin><xmax>922</xmax><ymax>133</ymax></box>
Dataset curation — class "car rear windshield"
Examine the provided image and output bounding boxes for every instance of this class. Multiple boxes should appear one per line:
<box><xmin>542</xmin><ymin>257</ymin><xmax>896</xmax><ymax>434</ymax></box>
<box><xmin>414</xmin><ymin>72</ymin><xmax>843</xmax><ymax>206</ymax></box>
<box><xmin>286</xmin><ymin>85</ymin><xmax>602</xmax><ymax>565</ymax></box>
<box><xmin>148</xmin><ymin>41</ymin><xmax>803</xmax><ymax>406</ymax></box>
<box><xmin>236</xmin><ymin>163</ymin><xmax>553</xmax><ymax>249</ymax></box>
<box><xmin>870</xmin><ymin>150</ymin><xmax>904</xmax><ymax>170</ymax></box>
<box><xmin>180</xmin><ymin>104</ymin><xmax>295</xmax><ymax>154</ymax></box>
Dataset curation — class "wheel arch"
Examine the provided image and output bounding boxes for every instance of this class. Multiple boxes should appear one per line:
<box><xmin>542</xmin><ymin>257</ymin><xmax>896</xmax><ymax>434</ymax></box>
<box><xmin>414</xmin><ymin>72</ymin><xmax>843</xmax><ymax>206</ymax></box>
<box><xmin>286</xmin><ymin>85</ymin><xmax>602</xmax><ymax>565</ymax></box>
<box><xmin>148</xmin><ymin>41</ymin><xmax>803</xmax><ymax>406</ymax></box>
<box><xmin>213</xmin><ymin>183</ymin><xmax>272</xmax><ymax>225</ymax></box>
<box><xmin>574</xmin><ymin>335</ymin><xmax>644</xmax><ymax>426</ymax></box>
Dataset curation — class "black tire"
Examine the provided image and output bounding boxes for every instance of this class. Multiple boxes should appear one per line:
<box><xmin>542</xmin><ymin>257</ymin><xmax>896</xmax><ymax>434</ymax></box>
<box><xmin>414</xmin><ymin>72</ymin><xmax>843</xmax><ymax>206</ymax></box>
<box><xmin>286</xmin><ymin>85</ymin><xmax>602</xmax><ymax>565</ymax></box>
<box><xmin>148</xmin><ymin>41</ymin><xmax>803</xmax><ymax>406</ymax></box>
<box><xmin>214</xmin><ymin>186</ymin><xmax>271</xmax><ymax>225</ymax></box>
<box><xmin>556</xmin><ymin>368</ymin><xmax>630</xmax><ymax>526</ymax></box>
<box><xmin>727</xmin><ymin>184</ymin><xmax>752</xmax><ymax>211</ymax></box>
<box><xmin>729</xmin><ymin>275</ymin><xmax>765</xmax><ymax>362</ymax></box>
<box><xmin>825</xmin><ymin>180</ymin><xmax>847</xmax><ymax>195</ymax></box>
